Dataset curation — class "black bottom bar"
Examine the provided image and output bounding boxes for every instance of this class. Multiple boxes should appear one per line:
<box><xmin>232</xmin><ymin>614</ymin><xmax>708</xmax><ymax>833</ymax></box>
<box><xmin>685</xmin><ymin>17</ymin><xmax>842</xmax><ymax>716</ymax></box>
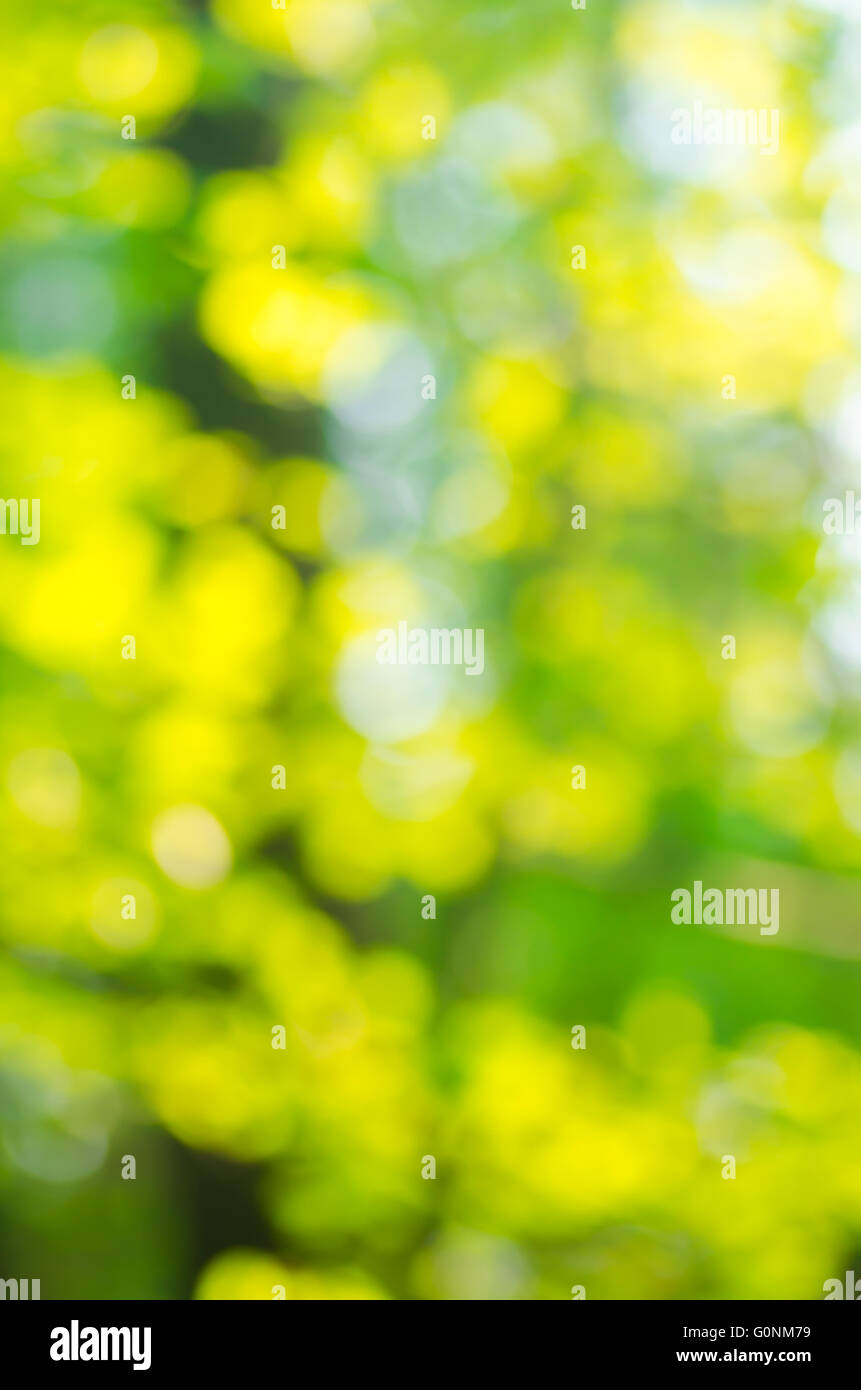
<box><xmin>3</xmin><ymin>1299</ymin><xmax>856</xmax><ymax>1375</ymax></box>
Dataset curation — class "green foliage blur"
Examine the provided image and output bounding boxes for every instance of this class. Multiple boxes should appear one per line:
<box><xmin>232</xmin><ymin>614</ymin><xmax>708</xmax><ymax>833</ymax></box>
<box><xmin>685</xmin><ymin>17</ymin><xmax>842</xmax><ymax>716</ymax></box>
<box><xmin>1</xmin><ymin>0</ymin><xmax>860</xmax><ymax>1301</ymax></box>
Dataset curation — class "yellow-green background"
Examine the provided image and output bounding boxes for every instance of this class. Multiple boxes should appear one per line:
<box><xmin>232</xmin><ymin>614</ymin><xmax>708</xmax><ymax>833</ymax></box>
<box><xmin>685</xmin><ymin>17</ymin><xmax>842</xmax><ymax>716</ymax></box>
<box><xmin>1</xmin><ymin>0</ymin><xmax>860</xmax><ymax>1300</ymax></box>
